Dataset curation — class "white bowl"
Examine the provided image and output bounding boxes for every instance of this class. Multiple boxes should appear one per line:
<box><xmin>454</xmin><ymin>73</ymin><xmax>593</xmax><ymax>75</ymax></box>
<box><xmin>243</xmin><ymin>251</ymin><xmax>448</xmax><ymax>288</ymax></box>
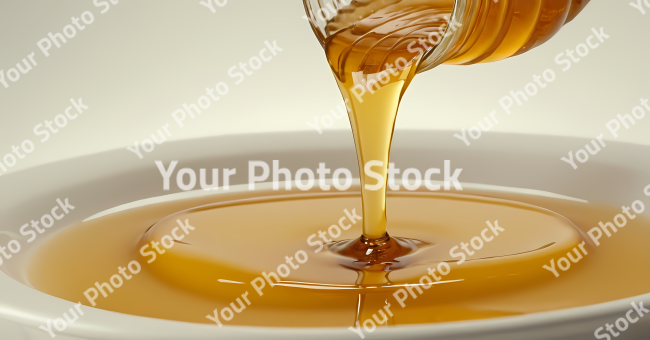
<box><xmin>1</xmin><ymin>130</ymin><xmax>649</xmax><ymax>339</ymax></box>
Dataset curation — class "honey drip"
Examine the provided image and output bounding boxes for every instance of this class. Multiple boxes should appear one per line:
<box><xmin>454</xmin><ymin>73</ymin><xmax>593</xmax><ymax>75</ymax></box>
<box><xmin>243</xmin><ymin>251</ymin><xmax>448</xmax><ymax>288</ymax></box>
<box><xmin>324</xmin><ymin>0</ymin><xmax>453</xmax><ymax>240</ymax></box>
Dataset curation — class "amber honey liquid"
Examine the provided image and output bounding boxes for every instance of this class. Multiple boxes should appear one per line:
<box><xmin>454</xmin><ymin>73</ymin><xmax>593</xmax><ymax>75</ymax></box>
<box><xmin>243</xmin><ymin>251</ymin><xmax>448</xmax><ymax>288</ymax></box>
<box><xmin>322</xmin><ymin>0</ymin><xmax>589</xmax><ymax>239</ymax></box>
<box><xmin>26</xmin><ymin>189</ymin><xmax>650</xmax><ymax>326</ymax></box>
<box><xmin>23</xmin><ymin>0</ymin><xmax>650</xmax><ymax>329</ymax></box>
<box><xmin>324</xmin><ymin>0</ymin><xmax>455</xmax><ymax>239</ymax></box>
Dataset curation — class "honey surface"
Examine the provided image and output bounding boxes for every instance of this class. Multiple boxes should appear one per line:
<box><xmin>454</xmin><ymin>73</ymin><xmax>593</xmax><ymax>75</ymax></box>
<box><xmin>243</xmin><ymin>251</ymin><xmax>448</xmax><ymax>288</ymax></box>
<box><xmin>27</xmin><ymin>188</ymin><xmax>650</xmax><ymax>327</ymax></box>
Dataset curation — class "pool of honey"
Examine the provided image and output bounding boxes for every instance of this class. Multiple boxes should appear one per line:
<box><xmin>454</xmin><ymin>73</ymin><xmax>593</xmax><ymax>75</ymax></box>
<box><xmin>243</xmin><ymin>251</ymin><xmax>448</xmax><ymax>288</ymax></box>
<box><xmin>26</xmin><ymin>188</ymin><xmax>650</xmax><ymax>327</ymax></box>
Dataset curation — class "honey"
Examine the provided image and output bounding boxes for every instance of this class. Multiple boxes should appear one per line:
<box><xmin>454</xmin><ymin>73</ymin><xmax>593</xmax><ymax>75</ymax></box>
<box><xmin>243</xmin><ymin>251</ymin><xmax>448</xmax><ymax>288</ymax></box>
<box><xmin>25</xmin><ymin>0</ymin><xmax>649</xmax><ymax>332</ymax></box>
<box><xmin>26</xmin><ymin>188</ymin><xmax>650</xmax><ymax>327</ymax></box>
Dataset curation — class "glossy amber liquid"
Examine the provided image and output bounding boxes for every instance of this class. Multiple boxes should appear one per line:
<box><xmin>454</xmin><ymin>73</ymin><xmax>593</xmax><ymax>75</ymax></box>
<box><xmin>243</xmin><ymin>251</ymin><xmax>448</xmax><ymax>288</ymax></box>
<box><xmin>324</xmin><ymin>0</ymin><xmax>454</xmax><ymax>239</ymax></box>
<box><xmin>26</xmin><ymin>188</ymin><xmax>650</xmax><ymax>326</ymax></box>
<box><xmin>321</xmin><ymin>0</ymin><xmax>589</xmax><ymax>239</ymax></box>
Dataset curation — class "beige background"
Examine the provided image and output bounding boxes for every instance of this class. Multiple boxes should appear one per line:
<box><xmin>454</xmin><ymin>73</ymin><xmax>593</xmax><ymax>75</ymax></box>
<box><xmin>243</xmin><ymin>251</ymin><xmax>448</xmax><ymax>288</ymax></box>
<box><xmin>0</xmin><ymin>0</ymin><xmax>649</xmax><ymax>174</ymax></box>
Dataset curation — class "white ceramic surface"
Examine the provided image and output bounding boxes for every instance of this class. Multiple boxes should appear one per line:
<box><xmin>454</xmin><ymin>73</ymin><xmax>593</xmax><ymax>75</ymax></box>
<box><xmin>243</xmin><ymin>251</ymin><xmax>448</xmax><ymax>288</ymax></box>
<box><xmin>0</xmin><ymin>130</ymin><xmax>649</xmax><ymax>339</ymax></box>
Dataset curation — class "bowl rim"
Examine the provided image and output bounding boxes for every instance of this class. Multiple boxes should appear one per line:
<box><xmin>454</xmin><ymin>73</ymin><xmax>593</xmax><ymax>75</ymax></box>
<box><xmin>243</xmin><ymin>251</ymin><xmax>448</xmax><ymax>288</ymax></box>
<box><xmin>1</xmin><ymin>131</ymin><xmax>649</xmax><ymax>339</ymax></box>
